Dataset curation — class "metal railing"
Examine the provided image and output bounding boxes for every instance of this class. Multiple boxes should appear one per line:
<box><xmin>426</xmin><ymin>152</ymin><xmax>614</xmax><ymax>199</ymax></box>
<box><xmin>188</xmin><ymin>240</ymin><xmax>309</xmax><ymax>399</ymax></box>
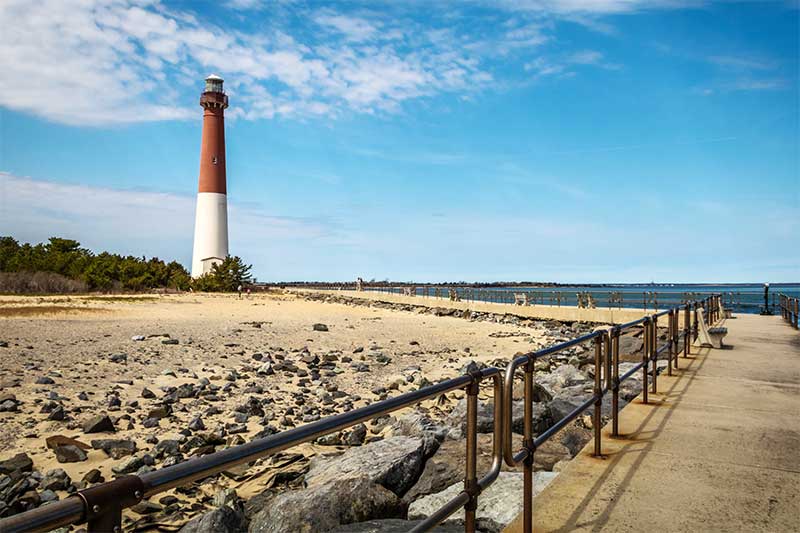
<box><xmin>297</xmin><ymin>283</ymin><xmax>778</xmax><ymax>314</ymax></box>
<box><xmin>778</xmin><ymin>293</ymin><xmax>799</xmax><ymax>329</ymax></box>
<box><xmin>0</xmin><ymin>297</ymin><xmax>722</xmax><ymax>533</ymax></box>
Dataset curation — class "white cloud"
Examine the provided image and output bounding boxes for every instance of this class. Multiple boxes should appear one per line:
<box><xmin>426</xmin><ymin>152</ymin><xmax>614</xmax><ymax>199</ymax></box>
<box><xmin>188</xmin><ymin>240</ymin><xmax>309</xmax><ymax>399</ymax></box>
<box><xmin>0</xmin><ymin>0</ymin><xmax>716</xmax><ymax>126</ymax></box>
<box><xmin>0</xmin><ymin>171</ymin><xmax>333</xmax><ymax>268</ymax></box>
<box><xmin>0</xmin><ymin>0</ymin><xmax>498</xmax><ymax>125</ymax></box>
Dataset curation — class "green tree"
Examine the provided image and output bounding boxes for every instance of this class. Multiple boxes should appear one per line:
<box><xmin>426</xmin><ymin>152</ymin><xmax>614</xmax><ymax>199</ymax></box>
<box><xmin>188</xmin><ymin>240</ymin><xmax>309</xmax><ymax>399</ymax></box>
<box><xmin>191</xmin><ymin>256</ymin><xmax>253</xmax><ymax>292</ymax></box>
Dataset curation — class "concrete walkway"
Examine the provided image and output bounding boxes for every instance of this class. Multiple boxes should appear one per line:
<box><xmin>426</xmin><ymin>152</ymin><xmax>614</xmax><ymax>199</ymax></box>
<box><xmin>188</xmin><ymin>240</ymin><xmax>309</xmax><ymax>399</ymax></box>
<box><xmin>505</xmin><ymin>314</ymin><xmax>800</xmax><ymax>532</ymax></box>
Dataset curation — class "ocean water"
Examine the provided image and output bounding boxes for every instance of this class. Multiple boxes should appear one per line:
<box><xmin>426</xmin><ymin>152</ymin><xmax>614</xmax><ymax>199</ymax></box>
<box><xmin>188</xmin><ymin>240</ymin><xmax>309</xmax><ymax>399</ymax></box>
<box><xmin>369</xmin><ymin>284</ymin><xmax>800</xmax><ymax>314</ymax></box>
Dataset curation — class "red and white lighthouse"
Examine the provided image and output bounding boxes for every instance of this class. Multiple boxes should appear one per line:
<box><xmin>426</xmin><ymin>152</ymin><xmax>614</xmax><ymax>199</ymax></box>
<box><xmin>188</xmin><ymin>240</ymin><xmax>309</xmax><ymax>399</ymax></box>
<box><xmin>191</xmin><ymin>74</ymin><xmax>229</xmax><ymax>278</ymax></box>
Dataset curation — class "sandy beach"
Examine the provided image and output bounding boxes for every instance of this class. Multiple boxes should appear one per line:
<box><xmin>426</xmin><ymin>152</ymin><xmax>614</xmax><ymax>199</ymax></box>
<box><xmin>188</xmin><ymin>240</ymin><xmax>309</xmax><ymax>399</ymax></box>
<box><xmin>1</xmin><ymin>291</ymin><xmax>601</xmax><ymax>530</ymax></box>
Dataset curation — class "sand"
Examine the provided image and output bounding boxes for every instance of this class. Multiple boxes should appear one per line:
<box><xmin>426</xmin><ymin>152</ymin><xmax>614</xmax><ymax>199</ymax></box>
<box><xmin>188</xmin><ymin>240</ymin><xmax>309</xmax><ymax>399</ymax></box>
<box><xmin>0</xmin><ymin>291</ymin><xmax>556</xmax><ymax>528</ymax></box>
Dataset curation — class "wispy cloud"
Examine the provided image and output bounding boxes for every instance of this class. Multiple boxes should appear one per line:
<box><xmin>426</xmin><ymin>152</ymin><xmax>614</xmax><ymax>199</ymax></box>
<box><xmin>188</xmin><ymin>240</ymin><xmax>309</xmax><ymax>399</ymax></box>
<box><xmin>0</xmin><ymin>171</ymin><xmax>334</xmax><ymax>265</ymax></box>
<box><xmin>0</xmin><ymin>0</ymin><xmax>766</xmax><ymax>126</ymax></box>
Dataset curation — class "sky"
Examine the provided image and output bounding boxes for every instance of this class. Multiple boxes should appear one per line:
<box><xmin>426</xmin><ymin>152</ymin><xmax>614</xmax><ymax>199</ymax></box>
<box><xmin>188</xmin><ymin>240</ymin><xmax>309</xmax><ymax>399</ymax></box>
<box><xmin>0</xmin><ymin>0</ymin><xmax>798</xmax><ymax>283</ymax></box>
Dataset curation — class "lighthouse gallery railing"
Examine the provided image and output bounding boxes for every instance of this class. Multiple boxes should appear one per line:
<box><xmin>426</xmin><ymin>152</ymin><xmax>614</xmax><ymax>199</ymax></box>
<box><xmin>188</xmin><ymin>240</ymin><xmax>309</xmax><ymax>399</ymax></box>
<box><xmin>0</xmin><ymin>296</ymin><xmax>725</xmax><ymax>533</ymax></box>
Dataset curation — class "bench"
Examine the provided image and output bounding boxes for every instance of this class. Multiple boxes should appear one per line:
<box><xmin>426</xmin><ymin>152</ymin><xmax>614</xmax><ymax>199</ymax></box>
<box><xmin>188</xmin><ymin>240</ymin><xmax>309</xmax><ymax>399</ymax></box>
<box><xmin>514</xmin><ymin>293</ymin><xmax>527</xmax><ymax>306</ymax></box>
<box><xmin>718</xmin><ymin>300</ymin><xmax>732</xmax><ymax>319</ymax></box>
<box><xmin>693</xmin><ymin>308</ymin><xmax>728</xmax><ymax>349</ymax></box>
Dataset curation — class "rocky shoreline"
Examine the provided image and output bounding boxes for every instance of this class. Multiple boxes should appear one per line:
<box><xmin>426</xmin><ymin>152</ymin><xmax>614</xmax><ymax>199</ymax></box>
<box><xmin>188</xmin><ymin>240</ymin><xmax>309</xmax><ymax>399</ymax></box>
<box><xmin>0</xmin><ymin>293</ymin><xmax>652</xmax><ymax>532</ymax></box>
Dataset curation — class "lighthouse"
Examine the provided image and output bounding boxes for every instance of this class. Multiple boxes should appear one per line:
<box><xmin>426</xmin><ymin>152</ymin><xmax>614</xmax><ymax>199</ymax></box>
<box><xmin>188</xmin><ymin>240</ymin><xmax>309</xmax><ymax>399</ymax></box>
<box><xmin>191</xmin><ymin>74</ymin><xmax>229</xmax><ymax>278</ymax></box>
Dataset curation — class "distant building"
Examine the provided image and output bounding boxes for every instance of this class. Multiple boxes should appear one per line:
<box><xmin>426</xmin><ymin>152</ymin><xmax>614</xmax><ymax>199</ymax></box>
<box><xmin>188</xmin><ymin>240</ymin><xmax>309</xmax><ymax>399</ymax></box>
<box><xmin>191</xmin><ymin>74</ymin><xmax>229</xmax><ymax>278</ymax></box>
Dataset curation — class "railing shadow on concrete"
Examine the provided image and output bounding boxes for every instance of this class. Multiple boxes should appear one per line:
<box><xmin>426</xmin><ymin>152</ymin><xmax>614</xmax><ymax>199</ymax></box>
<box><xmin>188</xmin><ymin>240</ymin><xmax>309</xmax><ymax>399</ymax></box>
<box><xmin>539</xmin><ymin>338</ymin><xmax>714</xmax><ymax>533</ymax></box>
<box><xmin>0</xmin><ymin>297</ymin><xmax>724</xmax><ymax>533</ymax></box>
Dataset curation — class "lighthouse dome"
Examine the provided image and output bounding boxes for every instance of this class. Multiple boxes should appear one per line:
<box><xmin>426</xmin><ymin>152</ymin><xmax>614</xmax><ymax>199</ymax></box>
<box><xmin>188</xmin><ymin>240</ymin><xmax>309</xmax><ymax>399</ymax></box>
<box><xmin>204</xmin><ymin>74</ymin><xmax>224</xmax><ymax>93</ymax></box>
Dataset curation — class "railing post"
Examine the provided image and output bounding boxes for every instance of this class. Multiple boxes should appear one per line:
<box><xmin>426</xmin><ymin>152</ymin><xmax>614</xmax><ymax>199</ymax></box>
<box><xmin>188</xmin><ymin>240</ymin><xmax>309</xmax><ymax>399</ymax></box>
<box><xmin>684</xmin><ymin>304</ymin><xmax>690</xmax><ymax>357</ymax></box>
<box><xmin>593</xmin><ymin>334</ymin><xmax>603</xmax><ymax>457</ymax></box>
<box><xmin>464</xmin><ymin>375</ymin><xmax>480</xmax><ymax>533</ymax></box>
<box><xmin>611</xmin><ymin>327</ymin><xmax>620</xmax><ymax>437</ymax></box>
<box><xmin>651</xmin><ymin>314</ymin><xmax>658</xmax><ymax>394</ymax></box>
<box><xmin>667</xmin><ymin>310</ymin><xmax>674</xmax><ymax>376</ymax></box>
<box><xmin>642</xmin><ymin>318</ymin><xmax>649</xmax><ymax>405</ymax></box>
<box><xmin>522</xmin><ymin>358</ymin><xmax>535</xmax><ymax>533</ymax></box>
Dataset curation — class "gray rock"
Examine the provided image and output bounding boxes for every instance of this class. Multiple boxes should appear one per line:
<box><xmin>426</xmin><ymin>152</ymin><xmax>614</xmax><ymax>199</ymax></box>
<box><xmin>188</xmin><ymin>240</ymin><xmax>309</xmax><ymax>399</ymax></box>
<box><xmin>55</xmin><ymin>445</ymin><xmax>87</xmax><ymax>463</ymax></box>
<box><xmin>82</xmin><ymin>414</ymin><xmax>115</xmax><ymax>433</ymax></box>
<box><xmin>248</xmin><ymin>475</ymin><xmax>401</xmax><ymax>533</ymax></box>
<box><xmin>327</xmin><ymin>519</ymin><xmax>463</xmax><ymax>533</ymax></box>
<box><xmin>180</xmin><ymin>505</ymin><xmax>248</xmax><ymax>533</ymax></box>
<box><xmin>304</xmin><ymin>436</ymin><xmax>426</xmax><ymax>497</ymax></box>
<box><xmin>0</xmin><ymin>453</ymin><xmax>33</xmax><ymax>475</ymax></box>
<box><xmin>408</xmin><ymin>471</ymin><xmax>558</xmax><ymax>532</ymax></box>
<box><xmin>112</xmin><ymin>455</ymin><xmax>144</xmax><ymax>475</ymax></box>
<box><xmin>446</xmin><ymin>399</ymin><xmax>550</xmax><ymax>438</ymax></box>
<box><xmin>91</xmin><ymin>439</ymin><xmax>137</xmax><ymax>458</ymax></box>
<box><xmin>312</xmin><ymin>323</ymin><xmax>329</xmax><ymax>332</ymax></box>
<box><xmin>619</xmin><ymin>335</ymin><xmax>644</xmax><ymax>355</ymax></box>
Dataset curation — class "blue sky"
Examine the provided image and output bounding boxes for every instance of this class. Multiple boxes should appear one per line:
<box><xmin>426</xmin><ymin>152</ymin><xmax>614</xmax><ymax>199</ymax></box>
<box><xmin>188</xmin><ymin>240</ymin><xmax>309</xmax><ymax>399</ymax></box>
<box><xmin>0</xmin><ymin>0</ymin><xmax>797</xmax><ymax>283</ymax></box>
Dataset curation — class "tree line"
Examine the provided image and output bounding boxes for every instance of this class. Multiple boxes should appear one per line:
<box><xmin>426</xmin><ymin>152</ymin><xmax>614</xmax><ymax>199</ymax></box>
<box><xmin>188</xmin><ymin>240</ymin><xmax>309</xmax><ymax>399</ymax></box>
<box><xmin>0</xmin><ymin>236</ymin><xmax>252</xmax><ymax>293</ymax></box>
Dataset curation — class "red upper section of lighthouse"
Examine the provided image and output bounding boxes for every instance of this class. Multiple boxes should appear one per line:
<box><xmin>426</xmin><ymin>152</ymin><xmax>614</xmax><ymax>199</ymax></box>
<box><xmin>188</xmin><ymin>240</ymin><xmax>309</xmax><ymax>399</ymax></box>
<box><xmin>197</xmin><ymin>76</ymin><xmax>228</xmax><ymax>194</ymax></box>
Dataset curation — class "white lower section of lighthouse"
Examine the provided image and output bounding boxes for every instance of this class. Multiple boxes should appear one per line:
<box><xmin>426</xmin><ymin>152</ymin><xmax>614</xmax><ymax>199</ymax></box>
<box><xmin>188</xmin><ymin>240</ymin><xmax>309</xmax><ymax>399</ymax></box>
<box><xmin>191</xmin><ymin>192</ymin><xmax>229</xmax><ymax>278</ymax></box>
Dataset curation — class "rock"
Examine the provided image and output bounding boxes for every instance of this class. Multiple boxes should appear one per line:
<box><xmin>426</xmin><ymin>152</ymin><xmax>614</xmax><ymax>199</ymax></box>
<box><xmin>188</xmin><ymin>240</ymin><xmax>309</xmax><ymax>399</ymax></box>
<box><xmin>304</xmin><ymin>436</ymin><xmax>426</xmax><ymax>497</ymax></box>
<box><xmin>404</xmin><ymin>433</ymin><xmax>514</xmax><ymax>503</ymax></box>
<box><xmin>48</xmin><ymin>405</ymin><xmax>67</xmax><ymax>421</ymax></box>
<box><xmin>131</xmin><ymin>335</ymin><xmax>146</xmax><ymax>342</ymax></box>
<box><xmin>112</xmin><ymin>455</ymin><xmax>144</xmax><ymax>475</ymax></box>
<box><xmin>55</xmin><ymin>445</ymin><xmax>88</xmax><ymax>463</ymax></box>
<box><xmin>91</xmin><ymin>439</ymin><xmax>137</xmax><ymax>458</ymax></box>
<box><xmin>327</xmin><ymin>520</ymin><xmax>463</xmax><ymax>533</ymax></box>
<box><xmin>619</xmin><ymin>335</ymin><xmax>644</xmax><ymax>355</ymax></box>
<box><xmin>109</xmin><ymin>353</ymin><xmax>127</xmax><ymax>363</ymax></box>
<box><xmin>82</xmin><ymin>414</ymin><xmax>115</xmax><ymax>433</ymax></box>
<box><xmin>141</xmin><ymin>388</ymin><xmax>156</xmax><ymax>399</ymax></box>
<box><xmin>188</xmin><ymin>416</ymin><xmax>206</xmax><ymax>432</ymax></box>
<box><xmin>408</xmin><ymin>471</ymin><xmax>558</xmax><ymax>532</ymax></box>
<box><xmin>180</xmin><ymin>505</ymin><xmax>248</xmax><ymax>533</ymax></box>
<box><xmin>0</xmin><ymin>453</ymin><xmax>33</xmax><ymax>475</ymax></box>
<box><xmin>162</xmin><ymin>339</ymin><xmax>180</xmax><ymax>345</ymax></box>
<box><xmin>389</xmin><ymin>413</ymin><xmax>447</xmax><ymax>457</ymax></box>
<box><xmin>39</xmin><ymin>489</ymin><xmax>58</xmax><ymax>503</ymax></box>
<box><xmin>345</xmin><ymin>423</ymin><xmax>367</xmax><ymax>446</ymax></box>
<box><xmin>131</xmin><ymin>501</ymin><xmax>163</xmax><ymax>515</ymax></box>
<box><xmin>82</xmin><ymin>469</ymin><xmax>104</xmax><ymax>484</ymax></box>
<box><xmin>445</xmin><ymin>399</ymin><xmax>549</xmax><ymax>438</ymax></box>
<box><xmin>248</xmin><ymin>475</ymin><xmax>402</xmax><ymax>533</ymax></box>
<box><xmin>41</xmin><ymin>468</ymin><xmax>71</xmax><ymax>491</ymax></box>
<box><xmin>36</xmin><ymin>376</ymin><xmax>56</xmax><ymax>385</ymax></box>
<box><xmin>45</xmin><ymin>435</ymin><xmax>90</xmax><ymax>451</ymax></box>
<box><xmin>559</xmin><ymin>424</ymin><xmax>593</xmax><ymax>457</ymax></box>
<box><xmin>312</xmin><ymin>323</ymin><xmax>329</xmax><ymax>332</ymax></box>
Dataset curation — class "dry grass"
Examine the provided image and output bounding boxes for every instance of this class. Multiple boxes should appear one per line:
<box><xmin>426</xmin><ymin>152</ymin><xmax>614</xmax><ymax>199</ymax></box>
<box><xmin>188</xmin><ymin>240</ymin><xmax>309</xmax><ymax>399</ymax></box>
<box><xmin>0</xmin><ymin>306</ymin><xmax>109</xmax><ymax>318</ymax></box>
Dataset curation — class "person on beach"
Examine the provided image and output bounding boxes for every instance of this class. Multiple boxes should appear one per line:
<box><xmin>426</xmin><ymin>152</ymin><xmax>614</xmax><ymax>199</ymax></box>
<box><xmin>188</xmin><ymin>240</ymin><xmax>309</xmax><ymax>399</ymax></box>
<box><xmin>237</xmin><ymin>284</ymin><xmax>243</xmax><ymax>299</ymax></box>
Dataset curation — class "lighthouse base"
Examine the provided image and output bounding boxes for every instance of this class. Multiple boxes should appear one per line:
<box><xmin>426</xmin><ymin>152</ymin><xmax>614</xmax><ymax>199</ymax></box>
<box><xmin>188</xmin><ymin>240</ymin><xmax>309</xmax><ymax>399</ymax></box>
<box><xmin>191</xmin><ymin>192</ymin><xmax>229</xmax><ymax>278</ymax></box>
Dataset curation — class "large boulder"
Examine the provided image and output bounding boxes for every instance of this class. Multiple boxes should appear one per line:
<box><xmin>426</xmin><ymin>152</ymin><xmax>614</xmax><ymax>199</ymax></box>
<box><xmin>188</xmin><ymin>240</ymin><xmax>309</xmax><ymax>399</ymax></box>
<box><xmin>247</xmin><ymin>437</ymin><xmax>429</xmax><ymax>533</ymax></box>
<box><xmin>304</xmin><ymin>436</ymin><xmax>426</xmax><ymax>497</ymax></box>
<box><xmin>179</xmin><ymin>505</ymin><xmax>247</xmax><ymax>533</ymax></box>
<box><xmin>248</xmin><ymin>475</ymin><xmax>402</xmax><ymax>533</ymax></box>
<box><xmin>534</xmin><ymin>365</ymin><xmax>589</xmax><ymax>397</ymax></box>
<box><xmin>446</xmin><ymin>400</ymin><xmax>550</xmax><ymax>438</ymax></box>
<box><xmin>408</xmin><ymin>471</ymin><xmax>558</xmax><ymax>532</ymax></box>
<box><xmin>327</xmin><ymin>519</ymin><xmax>463</xmax><ymax>532</ymax></box>
<box><xmin>404</xmin><ymin>433</ymin><xmax>517</xmax><ymax>503</ymax></box>
<box><xmin>404</xmin><ymin>433</ymin><xmax>569</xmax><ymax>505</ymax></box>
<box><xmin>389</xmin><ymin>413</ymin><xmax>448</xmax><ymax>458</ymax></box>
